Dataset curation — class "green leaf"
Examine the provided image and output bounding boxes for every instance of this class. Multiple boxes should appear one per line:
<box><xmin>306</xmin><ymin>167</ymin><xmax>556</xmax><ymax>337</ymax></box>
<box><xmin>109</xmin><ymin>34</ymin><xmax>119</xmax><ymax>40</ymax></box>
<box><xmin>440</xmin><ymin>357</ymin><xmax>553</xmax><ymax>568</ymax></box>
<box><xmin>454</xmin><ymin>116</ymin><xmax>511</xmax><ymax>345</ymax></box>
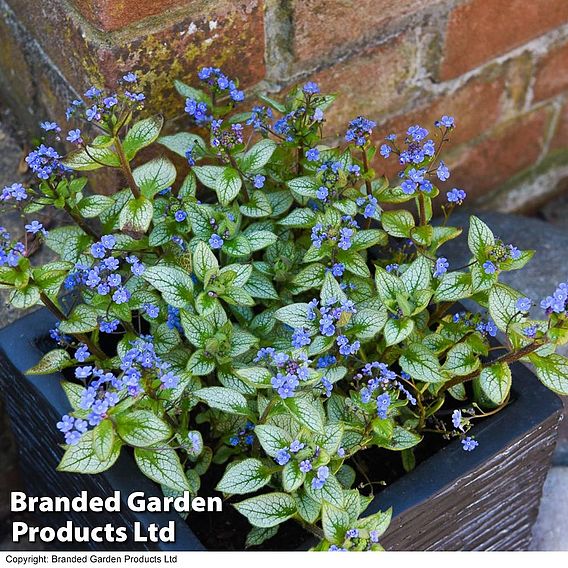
<box><xmin>193</xmin><ymin>165</ymin><xmax>225</xmax><ymax>189</ymax></box>
<box><xmin>284</xmin><ymin>395</ymin><xmax>325</xmax><ymax>434</ymax></box>
<box><xmin>10</xmin><ymin>286</ymin><xmax>40</xmax><ymax>309</ymax></box>
<box><xmin>321</xmin><ymin>271</ymin><xmax>347</xmax><ymax>304</ymax></box>
<box><xmin>351</xmin><ymin>229</ymin><xmax>388</xmax><ymax>250</ymax></box>
<box><xmin>295</xmin><ymin>491</ymin><xmax>321</xmax><ymax>524</ymax></box>
<box><xmin>282</xmin><ymin>460</ymin><xmax>305</xmax><ymax>492</ymax></box>
<box><xmin>179</xmin><ymin>310</ymin><xmax>214</xmax><ymax>348</ymax></box>
<box><xmin>158</xmin><ymin>132</ymin><xmax>205</xmax><ymax>159</ymax></box>
<box><xmin>468</xmin><ymin>215</ymin><xmax>494</xmax><ymax>259</ymax></box>
<box><xmin>339</xmin><ymin>250</ymin><xmax>370</xmax><ymax>278</ymax></box>
<box><xmin>134</xmin><ymin>448</ymin><xmax>191</xmax><ymax>492</ymax></box>
<box><xmin>400</xmin><ymin>343</ymin><xmax>445</xmax><ymax>383</ymax></box>
<box><xmin>26</xmin><ymin>349</ymin><xmax>71</xmax><ymax>375</ymax></box>
<box><xmin>216</xmin><ymin>167</ymin><xmax>242</xmax><ymax>205</ymax></box>
<box><xmin>236</xmin><ymin>366</ymin><xmax>273</xmax><ymax>388</ymax></box>
<box><xmin>381</xmin><ymin>209</ymin><xmax>415</xmax><ymax>237</ymax></box>
<box><xmin>240</xmin><ymin>191</ymin><xmax>272</xmax><ymax>218</ymax></box>
<box><xmin>434</xmin><ymin>272</ymin><xmax>473</xmax><ymax>302</ymax></box>
<box><xmin>186</xmin><ymin>349</ymin><xmax>215</xmax><ymax>375</ymax></box>
<box><xmin>58</xmin><ymin>431</ymin><xmax>120</xmax><ymax>474</ymax></box>
<box><xmin>292</xmin><ymin>263</ymin><xmax>326</xmax><ymax>291</ymax></box>
<box><xmin>274</xmin><ymin>303</ymin><xmax>314</xmax><ymax>330</ymax></box>
<box><xmin>245</xmin><ymin>526</ymin><xmax>279</xmax><ymax>549</ymax></box>
<box><xmin>314</xmin><ymin>422</ymin><xmax>344</xmax><ymax>455</ymax></box>
<box><xmin>245</xmin><ymin>230</ymin><xmax>278</xmax><ymax>252</ymax></box>
<box><xmin>473</xmin><ymin>362</ymin><xmax>512</xmax><ymax>407</ymax></box>
<box><xmin>384</xmin><ymin>317</ymin><xmax>415</xmax><ymax>346</ymax></box>
<box><xmin>92</xmin><ymin>419</ymin><xmax>115</xmax><ymax>461</ymax></box>
<box><xmin>350</xmin><ymin>308</ymin><xmax>388</xmax><ymax>340</ymax></box>
<box><xmin>322</xmin><ymin>503</ymin><xmax>349</xmax><ymax>544</ymax></box>
<box><xmin>489</xmin><ymin>283</ymin><xmax>523</xmax><ymax>332</ymax></box>
<box><xmin>216</xmin><ymin>458</ymin><xmax>271</xmax><ymax>495</ymax></box>
<box><xmin>116</xmin><ymin>410</ymin><xmax>172</xmax><ymax>447</ymax></box>
<box><xmin>254</xmin><ymin>425</ymin><xmax>292</xmax><ymax>457</ymax></box>
<box><xmin>123</xmin><ymin>115</ymin><xmax>164</xmax><ymax>159</ymax></box>
<box><xmin>306</xmin><ymin>474</ymin><xmax>344</xmax><ymax>508</ymax></box>
<box><xmin>529</xmin><ymin>354</ymin><xmax>568</xmax><ymax>395</ymax></box>
<box><xmin>133</xmin><ymin>157</ymin><xmax>177</xmax><ymax>198</ymax></box>
<box><xmin>287</xmin><ymin>176</ymin><xmax>319</xmax><ymax>198</ymax></box>
<box><xmin>142</xmin><ymin>264</ymin><xmax>193</xmax><ymax>308</ymax></box>
<box><xmin>223</xmin><ymin>235</ymin><xmax>252</xmax><ymax>257</ymax></box>
<box><xmin>62</xmin><ymin>145</ymin><xmax>120</xmax><ymax>170</ymax></box>
<box><xmin>401</xmin><ymin>256</ymin><xmax>432</xmax><ymax>294</ymax></box>
<box><xmin>278</xmin><ymin>208</ymin><xmax>316</xmax><ymax>228</ymax></box>
<box><xmin>375</xmin><ymin>266</ymin><xmax>404</xmax><ymax>302</ymax></box>
<box><xmin>76</xmin><ymin>195</ymin><xmax>114</xmax><ymax>218</ymax></box>
<box><xmin>59</xmin><ymin>304</ymin><xmax>98</xmax><ymax>334</ymax></box>
<box><xmin>229</xmin><ymin>327</ymin><xmax>259</xmax><ymax>356</ymax></box>
<box><xmin>443</xmin><ymin>343</ymin><xmax>480</xmax><ymax>376</ymax></box>
<box><xmin>240</xmin><ymin>139</ymin><xmax>277</xmax><ymax>171</ymax></box>
<box><xmin>193</xmin><ymin>240</ymin><xmax>219</xmax><ymax>281</ymax></box>
<box><xmin>195</xmin><ymin>387</ymin><xmax>250</xmax><ymax>415</ymax></box>
<box><xmin>119</xmin><ymin>195</ymin><xmax>154</xmax><ymax>233</ymax></box>
<box><xmin>243</xmin><ymin>271</ymin><xmax>279</xmax><ymax>300</ymax></box>
<box><xmin>234</xmin><ymin>493</ymin><xmax>297</xmax><ymax>528</ymax></box>
<box><xmin>174</xmin><ymin>79</ymin><xmax>210</xmax><ymax>104</ymax></box>
<box><xmin>379</xmin><ymin>426</ymin><xmax>422</xmax><ymax>450</ymax></box>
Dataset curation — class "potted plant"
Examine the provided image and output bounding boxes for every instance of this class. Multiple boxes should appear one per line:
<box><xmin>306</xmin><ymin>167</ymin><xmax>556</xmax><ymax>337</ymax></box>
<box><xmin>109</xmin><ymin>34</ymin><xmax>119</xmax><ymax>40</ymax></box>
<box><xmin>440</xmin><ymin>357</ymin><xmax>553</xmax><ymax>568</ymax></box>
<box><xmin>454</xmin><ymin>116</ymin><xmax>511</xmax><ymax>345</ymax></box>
<box><xmin>0</xmin><ymin>69</ymin><xmax>566</xmax><ymax>551</ymax></box>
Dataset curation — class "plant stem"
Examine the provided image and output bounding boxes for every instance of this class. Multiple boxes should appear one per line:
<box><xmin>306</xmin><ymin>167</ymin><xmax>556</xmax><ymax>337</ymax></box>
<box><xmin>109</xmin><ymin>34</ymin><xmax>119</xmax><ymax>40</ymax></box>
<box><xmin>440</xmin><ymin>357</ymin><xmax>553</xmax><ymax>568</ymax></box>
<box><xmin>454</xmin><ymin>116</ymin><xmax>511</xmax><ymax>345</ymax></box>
<box><xmin>38</xmin><ymin>292</ymin><xmax>107</xmax><ymax>360</ymax></box>
<box><xmin>361</xmin><ymin>150</ymin><xmax>373</xmax><ymax>197</ymax></box>
<box><xmin>418</xmin><ymin>193</ymin><xmax>427</xmax><ymax>226</ymax></box>
<box><xmin>114</xmin><ymin>137</ymin><xmax>141</xmax><ymax>199</ymax></box>
<box><xmin>228</xmin><ymin>154</ymin><xmax>250</xmax><ymax>202</ymax></box>
<box><xmin>439</xmin><ymin>340</ymin><xmax>544</xmax><ymax>394</ymax></box>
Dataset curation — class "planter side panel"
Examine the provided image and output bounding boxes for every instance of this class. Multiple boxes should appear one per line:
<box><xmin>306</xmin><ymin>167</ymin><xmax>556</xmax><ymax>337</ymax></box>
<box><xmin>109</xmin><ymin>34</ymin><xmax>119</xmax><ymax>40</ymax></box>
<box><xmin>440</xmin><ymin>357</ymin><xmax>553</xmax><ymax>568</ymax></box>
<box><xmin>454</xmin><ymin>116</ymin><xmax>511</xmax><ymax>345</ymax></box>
<box><xmin>0</xmin><ymin>351</ymin><xmax>159</xmax><ymax>551</ymax></box>
<box><xmin>381</xmin><ymin>411</ymin><xmax>561</xmax><ymax>551</ymax></box>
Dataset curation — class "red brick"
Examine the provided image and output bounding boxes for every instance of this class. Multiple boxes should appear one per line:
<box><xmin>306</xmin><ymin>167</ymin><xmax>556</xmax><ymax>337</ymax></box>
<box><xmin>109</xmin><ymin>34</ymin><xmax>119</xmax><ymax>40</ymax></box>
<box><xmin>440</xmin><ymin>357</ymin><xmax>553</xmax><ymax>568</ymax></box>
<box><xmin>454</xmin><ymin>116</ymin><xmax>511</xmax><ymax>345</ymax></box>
<box><xmin>291</xmin><ymin>0</ymin><xmax>445</xmax><ymax>66</ymax></box>
<box><xmin>3</xmin><ymin>0</ymin><xmax>265</xmax><ymax>118</ymax></box>
<box><xmin>447</xmin><ymin>108</ymin><xmax>551</xmax><ymax>201</ymax></box>
<box><xmin>441</xmin><ymin>0</ymin><xmax>568</xmax><ymax>80</ymax></box>
<box><xmin>72</xmin><ymin>0</ymin><xmax>187</xmax><ymax>31</ymax></box>
<box><xmin>302</xmin><ymin>32</ymin><xmax>419</xmax><ymax>137</ymax></box>
<box><xmin>534</xmin><ymin>39</ymin><xmax>568</xmax><ymax>101</ymax></box>
<box><xmin>551</xmin><ymin>101</ymin><xmax>568</xmax><ymax>152</ymax></box>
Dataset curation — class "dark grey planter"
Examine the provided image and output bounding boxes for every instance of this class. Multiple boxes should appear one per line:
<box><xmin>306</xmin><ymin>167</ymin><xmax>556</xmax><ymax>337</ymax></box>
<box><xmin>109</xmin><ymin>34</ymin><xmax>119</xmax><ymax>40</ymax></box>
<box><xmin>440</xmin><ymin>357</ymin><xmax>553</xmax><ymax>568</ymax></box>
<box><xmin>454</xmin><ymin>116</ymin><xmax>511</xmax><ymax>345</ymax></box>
<box><xmin>0</xmin><ymin>308</ymin><xmax>562</xmax><ymax>551</ymax></box>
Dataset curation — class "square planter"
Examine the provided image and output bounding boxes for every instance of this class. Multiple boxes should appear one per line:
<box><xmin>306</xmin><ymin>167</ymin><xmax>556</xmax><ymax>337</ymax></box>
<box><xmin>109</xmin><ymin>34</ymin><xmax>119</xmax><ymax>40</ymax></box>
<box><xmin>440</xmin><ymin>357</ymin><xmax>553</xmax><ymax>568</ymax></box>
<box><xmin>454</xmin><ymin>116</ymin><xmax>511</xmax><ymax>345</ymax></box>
<box><xmin>0</xmin><ymin>308</ymin><xmax>562</xmax><ymax>551</ymax></box>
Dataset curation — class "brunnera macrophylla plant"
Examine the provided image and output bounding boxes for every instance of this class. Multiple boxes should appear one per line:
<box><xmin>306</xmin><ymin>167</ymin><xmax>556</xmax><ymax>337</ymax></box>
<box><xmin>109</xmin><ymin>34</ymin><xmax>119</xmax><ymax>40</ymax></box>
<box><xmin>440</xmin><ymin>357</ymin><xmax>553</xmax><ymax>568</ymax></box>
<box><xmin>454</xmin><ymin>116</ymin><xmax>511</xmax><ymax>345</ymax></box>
<box><xmin>1</xmin><ymin>67</ymin><xmax>568</xmax><ymax>551</ymax></box>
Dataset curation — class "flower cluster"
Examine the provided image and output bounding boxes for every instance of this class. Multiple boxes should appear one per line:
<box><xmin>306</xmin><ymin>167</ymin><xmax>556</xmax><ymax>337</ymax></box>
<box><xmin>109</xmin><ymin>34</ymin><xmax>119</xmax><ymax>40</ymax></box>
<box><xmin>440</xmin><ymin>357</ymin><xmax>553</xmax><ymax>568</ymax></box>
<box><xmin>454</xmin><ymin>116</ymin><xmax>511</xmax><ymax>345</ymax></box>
<box><xmin>255</xmin><ymin>348</ymin><xmax>311</xmax><ymax>399</ymax></box>
<box><xmin>229</xmin><ymin>421</ymin><xmax>255</xmax><ymax>447</ymax></box>
<box><xmin>541</xmin><ymin>282</ymin><xmax>568</xmax><ymax>315</ymax></box>
<box><xmin>311</xmin><ymin>216</ymin><xmax>359</xmax><ymax>250</ymax></box>
<box><xmin>0</xmin><ymin>227</ymin><xmax>24</xmax><ymax>267</ymax></box>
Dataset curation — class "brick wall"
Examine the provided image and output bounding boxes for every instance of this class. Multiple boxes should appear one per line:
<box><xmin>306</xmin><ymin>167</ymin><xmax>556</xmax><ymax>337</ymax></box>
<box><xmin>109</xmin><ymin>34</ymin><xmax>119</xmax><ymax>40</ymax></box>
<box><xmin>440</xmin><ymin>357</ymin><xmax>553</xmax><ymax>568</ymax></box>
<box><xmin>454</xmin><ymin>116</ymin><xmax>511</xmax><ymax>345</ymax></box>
<box><xmin>1</xmin><ymin>0</ymin><xmax>568</xmax><ymax>209</ymax></box>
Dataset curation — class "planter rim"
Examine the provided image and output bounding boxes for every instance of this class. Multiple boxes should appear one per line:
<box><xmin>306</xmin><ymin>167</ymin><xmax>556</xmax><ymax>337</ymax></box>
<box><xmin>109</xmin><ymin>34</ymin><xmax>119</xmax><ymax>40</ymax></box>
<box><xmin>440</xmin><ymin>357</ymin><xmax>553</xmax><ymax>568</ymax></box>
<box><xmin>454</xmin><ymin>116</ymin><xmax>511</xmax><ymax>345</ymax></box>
<box><xmin>0</xmin><ymin>308</ymin><xmax>562</xmax><ymax>551</ymax></box>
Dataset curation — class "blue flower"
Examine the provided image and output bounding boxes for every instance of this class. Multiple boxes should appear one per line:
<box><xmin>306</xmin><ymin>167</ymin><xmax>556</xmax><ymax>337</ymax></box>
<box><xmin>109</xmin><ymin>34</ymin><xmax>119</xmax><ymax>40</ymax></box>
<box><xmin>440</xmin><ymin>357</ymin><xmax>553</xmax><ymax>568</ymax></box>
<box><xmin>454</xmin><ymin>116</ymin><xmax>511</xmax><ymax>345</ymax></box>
<box><xmin>523</xmin><ymin>324</ymin><xmax>538</xmax><ymax>338</ymax></box>
<box><xmin>376</xmin><ymin>392</ymin><xmax>390</xmax><ymax>419</ymax></box>
<box><xmin>1</xmin><ymin>183</ymin><xmax>28</xmax><ymax>202</ymax></box>
<box><xmin>25</xmin><ymin>221</ymin><xmax>47</xmax><ymax>236</ymax></box>
<box><xmin>56</xmin><ymin>415</ymin><xmax>75</xmax><ymax>433</ymax></box>
<box><xmin>75</xmin><ymin>344</ymin><xmax>91</xmax><ymax>363</ymax></box>
<box><xmin>290</xmin><ymin>440</ymin><xmax>305</xmax><ymax>453</ymax></box>
<box><xmin>380</xmin><ymin>144</ymin><xmax>391</xmax><ymax>158</ymax></box>
<box><xmin>483</xmin><ymin>260</ymin><xmax>497</xmax><ymax>275</ymax></box>
<box><xmin>345</xmin><ymin>116</ymin><xmax>376</xmax><ymax>147</ymax></box>
<box><xmin>209</xmin><ymin>234</ymin><xmax>224</xmax><ymax>249</ymax></box>
<box><xmin>253</xmin><ymin>174</ymin><xmax>266</xmax><ymax>188</ymax></box>
<box><xmin>303</xmin><ymin>82</ymin><xmax>320</xmax><ymax>95</ymax></box>
<box><xmin>436</xmin><ymin>115</ymin><xmax>455</xmax><ymax>128</ymax></box>
<box><xmin>447</xmin><ymin>188</ymin><xmax>466</xmax><ymax>204</ymax></box>
<box><xmin>99</xmin><ymin>319</ymin><xmax>120</xmax><ymax>333</ymax></box>
<box><xmin>407</xmin><ymin>125</ymin><xmax>428</xmax><ymax>141</ymax></box>
<box><xmin>462</xmin><ymin>437</ymin><xmax>478</xmax><ymax>451</ymax></box>
<box><xmin>143</xmin><ymin>303</ymin><xmax>160</xmax><ymax>319</ymax></box>
<box><xmin>291</xmin><ymin>328</ymin><xmax>311</xmax><ymax>348</ymax></box>
<box><xmin>331</xmin><ymin>263</ymin><xmax>345</xmax><ymax>277</ymax></box>
<box><xmin>275</xmin><ymin>448</ymin><xmax>291</xmax><ymax>466</ymax></box>
<box><xmin>345</xmin><ymin>529</ymin><xmax>359</xmax><ymax>539</ymax></box>
<box><xmin>122</xmin><ymin>72</ymin><xmax>138</xmax><ymax>83</ymax></box>
<box><xmin>40</xmin><ymin>121</ymin><xmax>60</xmax><ymax>132</ymax></box>
<box><xmin>316</xmin><ymin>186</ymin><xmax>329</xmax><ymax>200</ymax></box>
<box><xmin>306</xmin><ymin>148</ymin><xmax>320</xmax><ymax>161</ymax></box>
<box><xmin>433</xmin><ymin>257</ymin><xmax>449</xmax><ymax>277</ymax></box>
<box><xmin>436</xmin><ymin>161</ymin><xmax>450</xmax><ymax>181</ymax></box>
<box><xmin>312</xmin><ymin>465</ymin><xmax>329</xmax><ymax>489</ymax></box>
<box><xmin>516</xmin><ymin>297</ymin><xmax>532</xmax><ymax>312</ymax></box>
<box><xmin>174</xmin><ymin>210</ymin><xmax>187</xmax><ymax>222</ymax></box>
<box><xmin>300</xmin><ymin>460</ymin><xmax>312</xmax><ymax>473</ymax></box>
<box><xmin>452</xmin><ymin>409</ymin><xmax>462</xmax><ymax>430</ymax></box>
